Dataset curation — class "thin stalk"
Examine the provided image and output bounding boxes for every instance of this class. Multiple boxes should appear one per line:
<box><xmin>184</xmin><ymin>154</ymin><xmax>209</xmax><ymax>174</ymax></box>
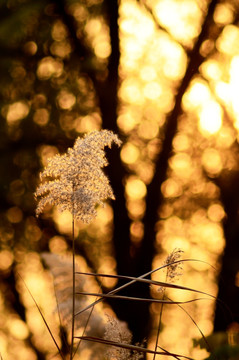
<box><xmin>153</xmin><ymin>275</ymin><xmax>167</xmax><ymax>360</ymax></box>
<box><xmin>70</xmin><ymin>195</ymin><xmax>76</xmax><ymax>360</ymax></box>
<box><xmin>73</xmin><ymin>287</ymin><xmax>100</xmax><ymax>357</ymax></box>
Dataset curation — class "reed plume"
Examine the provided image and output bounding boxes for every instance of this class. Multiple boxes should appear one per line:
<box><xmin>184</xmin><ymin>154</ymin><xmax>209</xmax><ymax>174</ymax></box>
<box><xmin>35</xmin><ymin>129</ymin><xmax>122</xmax><ymax>223</ymax></box>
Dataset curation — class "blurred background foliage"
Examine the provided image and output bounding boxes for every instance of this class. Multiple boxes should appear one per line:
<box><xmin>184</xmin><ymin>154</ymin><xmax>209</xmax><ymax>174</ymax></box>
<box><xmin>1</xmin><ymin>0</ymin><xmax>239</xmax><ymax>359</ymax></box>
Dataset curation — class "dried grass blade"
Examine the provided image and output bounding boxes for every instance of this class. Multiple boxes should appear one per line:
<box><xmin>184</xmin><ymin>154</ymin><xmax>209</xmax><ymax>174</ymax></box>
<box><xmin>76</xmin><ymin>291</ymin><xmax>209</xmax><ymax>305</ymax></box>
<box><xmin>18</xmin><ymin>273</ymin><xmax>65</xmax><ymax>360</ymax></box>
<box><xmin>76</xmin><ymin>271</ymin><xmax>214</xmax><ymax>297</ymax></box>
<box><xmin>76</xmin><ymin>336</ymin><xmax>195</xmax><ymax>360</ymax></box>
<box><xmin>75</xmin><ymin>264</ymin><xmax>215</xmax><ymax>317</ymax></box>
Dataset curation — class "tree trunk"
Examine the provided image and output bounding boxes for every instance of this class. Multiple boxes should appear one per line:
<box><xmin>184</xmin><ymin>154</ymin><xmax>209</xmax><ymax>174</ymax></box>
<box><xmin>213</xmin><ymin>170</ymin><xmax>239</xmax><ymax>331</ymax></box>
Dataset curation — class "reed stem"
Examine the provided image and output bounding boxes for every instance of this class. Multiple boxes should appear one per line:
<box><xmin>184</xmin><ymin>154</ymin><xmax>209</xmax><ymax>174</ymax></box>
<box><xmin>70</xmin><ymin>197</ymin><xmax>76</xmax><ymax>360</ymax></box>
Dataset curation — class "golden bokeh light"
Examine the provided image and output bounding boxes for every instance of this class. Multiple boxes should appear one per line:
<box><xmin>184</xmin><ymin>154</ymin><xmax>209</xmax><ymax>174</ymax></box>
<box><xmin>120</xmin><ymin>1</ymin><xmax>155</xmax><ymax>51</ymax></box>
<box><xmin>120</xmin><ymin>142</ymin><xmax>140</xmax><ymax>164</ymax></box>
<box><xmin>23</xmin><ymin>41</ymin><xmax>37</xmax><ymax>55</ymax></box>
<box><xmin>98</xmin><ymin>256</ymin><xmax>117</xmax><ymax>288</ymax></box>
<box><xmin>130</xmin><ymin>221</ymin><xmax>144</xmax><ymax>242</ymax></box>
<box><xmin>8</xmin><ymin>318</ymin><xmax>29</xmax><ymax>340</ymax></box>
<box><xmin>154</xmin><ymin>0</ymin><xmax>202</xmax><ymax>46</ymax></box>
<box><xmin>216</xmin><ymin>126</ymin><xmax>235</xmax><ymax>148</ymax></box>
<box><xmin>37</xmin><ymin>145</ymin><xmax>59</xmax><ymax>167</ymax></box>
<box><xmin>51</xmin><ymin>20</ymin><xmax>68</xmax><ymax>41</ymax></box>
<box><xmin>125</xmin><ymin>177</ymin><xmax>147</xmax><ymax>200</ymax></box>
<box><xmin>161</xmin><ymin>178</ymin><xmax>183</xmax><ymax>198</ymax></box>
<box><xmin>7</xmin><ymin>206</ymin><xmax>23</xmax><ymax>223</ymax></box>
<box><xmin>94</xmin><ymin>38</ymin><xmax>111</xmax><ymax>59</ymax></box>
<box><xmin>228</xmin><ymin>56</ymin><xmax>239</xmax><ymax>127</ymax></box>
<box><xmin>85</xmin><ymin>18</ymin><xmax>111</xmax><ymax>59</ymax></box>
<box><xmin>201</xmin><ymin>59</ymin><xmax>222</xmax><ymax>81</ymax></box>
<box><xmin>0</xmin><ymin>250</ymin><xmax>14</xmax><ymax>271</ymax></box>
<box><xmin>119</xmin><ymin>78</ymin><xmax>143</xmax><ymax>104</ymax></box>
<box><xmin>140</xmin><ymin>66</ymin><xmax>157</xmax><ymax>82</ymax></box>
<box><xmin>169</xmin><ymin>152</ymin><xmax>193</xmax><ymax>178</ymax></box>
<box><xmin>202</xmin><ymin>148</ymin><xmax>223</xmax><ymax>175</ymax></box>
<box><xmin>117</xmin><ymin>111</ymin><xmax>139</xmax><ymax>133</ymax></box>
<box><xmin>53</xmin><ymin>208</ymin><xmax>79</xmax><ymax>235</ymax></box>
<box><xmin>183</xmin><ymin>79</ymin><xmax>211</xmax><ymax>110</ymax></box>
<box><xmin>49</xmin><ymin>235</ymin><xmax>68</xmax><ymax>254</ymax></box>
<box><xmin>5</xmin><ymin>102</ymin><xmax>29</xmax><ymax>124</ymax></box>
<box><xmin>173</xmin><ymin>133</ymin><xmax>190</xmax><ymax>152</ymax></box>
<box><xmin>138</xmin><ymin>120</ymin><xmax>159</xmax><ymax>140</ymax></box>
<box><xmin>127</xmin><ymin>199</ymin><xmax>145</xmax><ymax>219</ymax></box>
<box><xmin>161</xmin><ymin>41</ymin><xmax>187</xmax><ymax>80</ymax></box>
<box><xmin>33</xmin><ymin>108</ymin><xmax>49</xmax><ymax>126</ymax></box>
<box><xmin>213</xmin><ymin>3</ymin><xmax>234</xmax><ymax>25</ymax></box>
<box><xmin>207</xmin><ymin>203</ymin><xmax>225</xmax><ymax>222</ymax></box>
<box><xmin>57</xmin><ymin>90</ymin><xmax>76</xmax><ymax>110</ymax></box>
<box><xmin>199</xmin><ymin>101</ymin><xmax>222</xmax><ymax>136</ymax></box>
<box><xmin>143</xmin><ymin>81</ymin><xmax>162</xmax><ymax>100</ymax></box>
<box><xmin>75</xmin><ymin>113</ymin><xmax>101</xmax><ymax>133</ymax></box>
<box><xmin>50</xmin><ymin>41</ymin><xmax>72</xmax><ymax>58</ymax></box>
<box><xmin>216</xmin><ymin>25</ymin><xmax>239</xmax><ymax>55</ymax></box>
<box><xmin>37</xmin><ymin>57</ymin><xmax>63</xmax><ymax>80</ymax></box>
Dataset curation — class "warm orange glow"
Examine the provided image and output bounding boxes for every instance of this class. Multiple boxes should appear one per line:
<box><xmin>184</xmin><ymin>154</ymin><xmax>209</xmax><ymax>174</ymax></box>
<box><xmin>23</xmin><ymin>41</ymin><xmax>37</xmax><ymax>55</ymax></box>
<box><xmin>37</xmin><ymin>57</ymin><xmax>63</xmax><ymax>80</ymax></box>
<box><xmin>51</xmin><ymin>20</ymin><xmax>68</xmax><ymax>41</ymax></box>
<box><xmin>119</xmin><ymin>78</ymin><xmax>143</xmax><ymax>104</ymax></box>
<box><xmin>143</xmin><ymin>81</ymin><xmax>162</xmax><ymax>100</ymax></box>
<box><xmin>216</xmin><ymin>126</ymin><xmax>235</xmax><ymax>148</ymax></box>
<box><xmin>199</xmin><ymin>101</ymin><xmax>222</xmax><ymax>135</ymax></box>
<box><xmin>50</xmin><ymin>41</ymin><xmax>72</xmax><ymax>58</ymax></box>
<box><xmin>183</xmin><ymin>80</ymin><xmax>211</xmax><ymax>110</ymax></box>
<box><xmin>161</xmin><ymin>178</ymin><xmax>182</xmax><ymax>198</ymax></box>
<box><xmin>37</xmin><ymin>145</ymin><xmax>59</xmax><ymax>167</ymax></box>
<box><xmin>53</xmin><ymin>208</ymin><xmax>79</xmax><ymax>234</ymax></box>
<box><xmin>202</xmin><ymin>148</ymin><xmax>222</xmax><ymax>175</ymax></box>
<box><xmin>169</xmin><ymin>153</ymin><xmax>193</xmax><ymax>178</ymax></box>
<box><xmin>57</xmin><ymin>90</ymin><xmax>76</xmax><ymax>110</ymax></box>
<box><xmin>138</xmin><ymin>120</ymin><xmax>158</xmax><ymax>140</ymax></box>
<box><xmin>85</xmin><ymin>18</ymin><xmax>111</xmax><ymax>59</ymax></box>
<box><xmin>155</xmin><ymin>0</ymin><xmax>201</xmax><ymax>46</ymax></box>
<box><xmin>0</xmin><ymin>250</ymin><xmax>14</xmax><ymax>271</ymax></box>
<box><xmin>201</xmin><ymin>59</ymin><xmax>222</xmax><ymax>81</ymax></box>
<box><xmin>173</xmin><ymin>133</ymin><xmax>190</xmax><ymax>152</ymax></box>
<box><xmin>213</xmin><ymin>3</ymin><xmax>234</xmax><ymax>25</ymax></box>
<box><xmin>33</xmin><ymin>108</ymin><xmax>49</xmax><ymax>126</ymax></box>
<box><xmin>7</xmin><ymin>206</ymin><xmax>23</xmax><ymax>223</ymax></box>
<box><xmin>120</xmin><ymin>2</ymin><xmax>154</xmax><ymax>46</ymax></box>
<box><xmin>125</xmin><ymin>177</ymin><xmax>147</xmax><ymax>199</ymax></box>
<box><xmin>5</xmin><ymin>102</ymin><xmax>29</xmax><ymax>124</ymax></box>
<box><xmin>98</xmin><ymin>256</ymin><xmax>117</xmax><ymax>288</ymax></box>
<box><xmin>8</xmin><ymin>318</ymin><xmax>29</xmax><ymax>340</ymax></box>
<box><xmin>127</xmin><ymin>199</ymin><xmax>145</xmax><ymax>219</ymax></box>
<box><xmin>207</xmin><ymin>203</ymin><xmax>225</xmax><ymax>222</ymax></box>
<box><xmin>216</xmin><ymin>25</ymin><xmax>239</xmax><ymax>55</ymax></box>
<box><xmin>117</xmin><ymin>111</ymin><xmax>139</xmax><ymax>133</ymax></box>
<box><xmin>228</xmin><ymin>56</ymin><xmax>239</xmax><ymax>128</ymax></box>
<box><xmin>130</xmin><ymin>221</ymin><xmax>144</xmax><ymax>242</ymax></box>
<box><xmin>140</xmin><ymin>66</ymin><xmax>157</xmax><ymax>82</ymax></box>
<box><xmin>3</xmin><ymin>0</ymin><xmax>239</xmax><ymax>358</ymax></box>
<box><xmin>49</xmin><ymin>236</ymin><xmax>67</xmax><ymax>253</ymax></box>
<box><xmin>120</xmin><ymin>142</ymin><xmax>140</xmax><ymax>164</ymax></box>
<box><xmin>75</xmin><ymin>113</ymin><xmax>101</xmax><ymax>133</ymax></box>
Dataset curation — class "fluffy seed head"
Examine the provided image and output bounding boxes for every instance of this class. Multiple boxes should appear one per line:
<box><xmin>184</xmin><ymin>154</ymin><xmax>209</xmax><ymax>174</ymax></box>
<box><xmin>35</xmin><ymin>130</ymin><xmax>121</xmax><ymax>223</ymax></box>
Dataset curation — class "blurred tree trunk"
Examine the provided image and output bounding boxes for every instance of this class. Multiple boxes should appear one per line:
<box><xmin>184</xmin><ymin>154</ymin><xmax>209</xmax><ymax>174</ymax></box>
<box><xmin>213</xmin><ymin>170</ymin><xmax>239</xmax><ymax>331</ymax></box>
<box><xmin>81</xmin><ymin>0</ymin><xmax>219</xmax><ymax>343</ymax></box>
<box><xmin>119</xmin><ymin>0</ymin><xmax>219</xmax><ymax>342</ymax></box>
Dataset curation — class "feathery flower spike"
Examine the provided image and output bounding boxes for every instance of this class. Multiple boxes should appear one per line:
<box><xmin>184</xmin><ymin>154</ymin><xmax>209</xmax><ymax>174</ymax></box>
<box><xmin>35</xmin><ymin>130</ymin><xmax>121</xmax><ymax>223</ymax></box>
